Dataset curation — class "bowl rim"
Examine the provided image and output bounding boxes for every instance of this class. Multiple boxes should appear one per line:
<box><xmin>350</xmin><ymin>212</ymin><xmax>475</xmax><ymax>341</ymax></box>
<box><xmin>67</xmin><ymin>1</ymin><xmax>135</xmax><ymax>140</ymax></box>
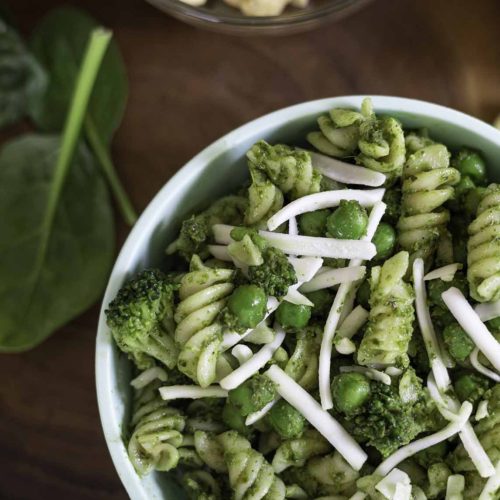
<box><xmin>96</xmin><ymin>95</ymin><xmax>500</xmax><ymax>499</ymax></box>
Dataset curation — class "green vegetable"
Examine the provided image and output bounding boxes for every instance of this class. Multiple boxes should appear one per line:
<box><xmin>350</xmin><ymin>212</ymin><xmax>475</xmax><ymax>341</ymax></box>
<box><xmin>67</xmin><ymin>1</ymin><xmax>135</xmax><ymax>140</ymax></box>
<box><xmin>382</xmin><ymin>188</ymin><xmax>401</xmax><ymax>224</ymax></box>
<box><xmin>228</xmin><ymin>375</ymin><xmax>276</xmax><ymax>416</ymax></box>
<box><xmin>414</xmin><ymin>442</ymin><xmax>448</xmax><ymax>468</ymax></box>
<box><xmin>222</xmin><ymin>401</ymin><xmax>251</xmax><ymax>436</ymax></box>
<box><xmin>372</xmin><ymin>222</ymin><xmax>396</xmax><ymax>260</ymax></box>
<box><xmin>454</xmin><ymin>372</ymin><xmax>489</xmax><ymax>404</ymax></box>
<box><xmin>298</xmin><ymin>209</ymin><xmax>330</xmax><ymax>237</ymax></box>
<box><xmin>326</xmin><ymin>200</ymin><xmax>368</xmax><ymax>240</ymax></box>
<box><xmin>267</xmin><ymin>399</ymin><xmax>305</xmax><ymax>439</ymax></box>
<box><xmin>452</xmin><ymin>148</ymin><xmax>487</xmax><ymax>185</ymax></box>
<box><xmin>275</xmin><ymin>301</ymin><xmax>311</xmax><ymax>329</ymax></box>
<box><xmin>248</xmin><ymin>246</ymin><xmax>297</xmax><ymax>299</ymax></box>
<box><xmin>106</xmin><ymin>269</ymin><xmax>178</xmax><ymax>369</ymax></box>
<box><xmin>227</xmin><ymin>284</ymin><xmax>267</xmax><ymax>329</ymax></box>
<box><xmin>305</xmin><ymin>289</ymin><xmax>333</xmax><ymax>318</ymax></box>
<box><xmin>428</xmin><ymin>275</ymin><xmax>468</xmax><ymax>311</ymax></box>
<box><xmin>0</xmin><ymin>29</ymin><xmax>114</xmax><ymax>351</ymax></box>
<box><xmin>0</xmin><ymin>19</ymin><xmax>46</xmax><ymax>127</ymax></box>
<box><xmin>29</xmin><ymin>6</ymin><xmax>136</xmax><ymax>225</ymax></box>
<box><xmin>443</xmin><ymin>323</ymin><xmax>475</xmax><ymax>362</ymax></box>
<box><xmin>356</xmin><ymin>279</ymin><xmax>371</xmax><ymax>309</ymax></box>
<box><xmin>486</xmin><ymin>316</ymin><xmax>500</xmax><ymax>331</ymax></box>
<box><xmin>331</xmin><ymin>372</ymin><xmax>371</xmax><ymax>414</ymax></box>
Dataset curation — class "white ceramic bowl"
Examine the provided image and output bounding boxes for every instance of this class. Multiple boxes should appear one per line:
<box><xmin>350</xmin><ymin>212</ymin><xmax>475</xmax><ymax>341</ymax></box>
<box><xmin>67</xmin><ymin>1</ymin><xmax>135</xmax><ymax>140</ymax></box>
<box><xmin>96</xmin><ymin>96</ymin><xmax>500</xmax><ymax>499</ymax></box>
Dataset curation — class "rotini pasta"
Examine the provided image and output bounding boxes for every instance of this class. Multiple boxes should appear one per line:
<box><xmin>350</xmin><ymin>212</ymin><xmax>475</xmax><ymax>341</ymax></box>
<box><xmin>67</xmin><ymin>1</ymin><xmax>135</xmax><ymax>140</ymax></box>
<box><xmin>127</xmin><ymin>380</ymin><xmax>186</xmax><ymax>475</ymax></box>
<box><xmin>175</xmin><ymin>256</ymin><xmax>235</xmax><ymax>387</ymax></box>
<box><xmin>245</xmin><ymin>165</ymin><xmax>284</xmax><ymax>227</ymax></box>
<box><xmin>218</xmin><ymin>430</ymin><xmax>286</xmax><ymax>499</ymax></box>
<box><xmin>272</xmin><ymin>430</ymin><xmax>331</xmax><ymax>473</ymax></box>
<box><xmin>194</xmin><ymin>430</ymin><xmax>227</xmax><ymax>473</ymax></box>
<box><xmin>397</xmin><ymin>143</ymin><xmax>460</xmax><ymax>265</ymax></box>
<box><xmin>247</xmin><ymin>140</ymin><xmax>322</xmax><ymax>200</ymax></box>
<box><xmin>357</xmin><ymin>251</ymin><xmax>414</xmax><ymax>367</ymax></box>
<box><xmin>467</xmin><ymin>183</ymin><xmax>500</xmax><ymax>302</ymax></box>
<box><xmin>181</xmin><ymin>470</ymin><xmax>222</xmax><ymax>500</ymax></box>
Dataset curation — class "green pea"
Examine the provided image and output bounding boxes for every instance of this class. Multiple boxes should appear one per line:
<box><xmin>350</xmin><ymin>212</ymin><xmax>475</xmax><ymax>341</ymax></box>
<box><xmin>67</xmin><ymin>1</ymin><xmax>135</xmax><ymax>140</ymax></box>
<box><xmin>464</xmin><ymin>187</ymin><xmax>486</xmax><ymax>217</ymax></box>
<box><xmin>443</xmin><ymin>323</ymin><xmax>474</xmax><ymax>362</ymax></box>
<box><xmin>327</xmin><ymin>200</ymin><xmax>368</xmax><ymax>240</ymax></box>
<box><xmin>453</xmin><ymin>149</ymin><xmax>487</xmax><ymax>185</ymax></box>
<box><xmin>331</xmin><ymin>372</ymin><xmax>371</xmax><ymax>414</ymax></box>
<box><xmin>267</xmin><ymin>399</ymin><xmax>305</xmax><ymax>439</ymax></box>
<box><xmin>222</xmin><ymin>401</ymin><xmax>250</xmax><ymax>435</ymax></box>
<box><xmin>487</xmin><ymin>316</ymin><xmax>500</xmax><ymax>331</ymax></box>
<box><xmin>298</xmin><ymin>209</ymin><xmax>330</xmax><ymax>237</ymax></box>
<box><xmin>228</xmin><ymin>375</ymin><xmax>276</xmax><ymax>416</ymax></box>
<box><xmin>275</xmin><ymin>301</ymin><xmax>311</xmax><ymax>329</ymax></box>
<box><xmin>305</xmin><ymin>289</ymin><xmax>333</xmax><ymax>317</ymax></box>
<box><xmin>372</xmin><ymin>222</ymin><xmax>396</xmax><ymax>261</ymax></box>
<box><xmin>228</xmin><ymin>285</ymin><xmax>267</xmax><ymax>328</ymax></box>
<box><xmin>454</xmin><ymin>372</ymin><xmax>489</xmax><ymax>403</ymax></box>
<box><xmin>356</xmin><ymin>279</ymin><xmax>371</xmax><ymax>309</ymax></box>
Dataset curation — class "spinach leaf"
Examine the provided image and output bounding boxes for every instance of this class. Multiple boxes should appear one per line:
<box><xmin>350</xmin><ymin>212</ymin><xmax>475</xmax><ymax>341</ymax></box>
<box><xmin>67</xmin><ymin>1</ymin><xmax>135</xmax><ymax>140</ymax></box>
<box><xmin>0</xmin><ymin>136</ymin><xmax>114</xmax><ymax>351</ymax></box>
<box><xmin>29</xmin><ymin>6</ymin><xmax>127</xmax><ymax>141</ymax></box>
<box><xmin>29</xmin><ymin>6</ymin><xmax>137</xmax><ymax>226</ymax></box>
<box><xmin>0</xmin><ymin>29</ymin><xmax>114</xmax><ymax>351</ymax></box>
<box><xmin>0</xmin><ymin>19</ymin><xmax>46</xmax><ymax>128</ymax></box>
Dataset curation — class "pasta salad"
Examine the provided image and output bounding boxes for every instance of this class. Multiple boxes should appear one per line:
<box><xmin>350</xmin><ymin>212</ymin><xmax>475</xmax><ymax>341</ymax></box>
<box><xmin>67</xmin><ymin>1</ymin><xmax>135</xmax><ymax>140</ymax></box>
<box><xmin>105</xmin><ymin>98</ymin><xmax>500</xmax><ymax>500</ymax></box>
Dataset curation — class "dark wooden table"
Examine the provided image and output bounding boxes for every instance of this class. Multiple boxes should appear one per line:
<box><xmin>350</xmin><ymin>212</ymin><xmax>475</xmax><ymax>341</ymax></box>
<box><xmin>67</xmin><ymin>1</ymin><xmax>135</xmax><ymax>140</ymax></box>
<box><xmin>1</xmin><ymin>0</ymin><xmax>499</xmax><ymax>498</ymax></box>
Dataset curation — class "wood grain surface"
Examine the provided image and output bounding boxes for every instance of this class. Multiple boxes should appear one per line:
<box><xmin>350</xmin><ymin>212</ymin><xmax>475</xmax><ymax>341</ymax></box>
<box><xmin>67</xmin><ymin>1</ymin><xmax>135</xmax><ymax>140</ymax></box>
<box><xmin>1</xmin><ymin>0</ymin><xmax>499</xmax><ymax>498</ymax></box>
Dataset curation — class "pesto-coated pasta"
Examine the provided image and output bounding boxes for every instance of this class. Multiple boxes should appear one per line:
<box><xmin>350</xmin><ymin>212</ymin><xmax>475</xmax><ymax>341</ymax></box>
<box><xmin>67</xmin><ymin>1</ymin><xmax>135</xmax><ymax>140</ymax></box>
<box><xmin>128</xmin><ymin>381</ymin><xmax>186</xmax><ymax>475</ymax></box>
<box><xmin>467</xmin><ymin>183</ymin><xmax>500</xmax><ymax>302</ymax></box>
<box><xmin>247</xmin><ymin>140</ymin><xmax>322</xmax><ymax>200</ymax></box>
<box><xmin>357</xmin><ymin>251</ymin><xmax>414</xmax><ymax>367</ymax></box>
<box><xmin>175</xmin><ymin>256</ymin><xmax>234</xmax><ymax>387</ymax></box>
<box><xmin>218</xmin><ymin>430</ymin><xmax>286</xmax><ymax>499</ymax></box>
<box><xmin>181</xmin><ymin>469</ymin><xmax>222</xmax><ymax>500</ymax></box>
<box><xmin>397</xmin><ymin>142</ymin><xmax>460</xmax><ymax>265</ymax></box>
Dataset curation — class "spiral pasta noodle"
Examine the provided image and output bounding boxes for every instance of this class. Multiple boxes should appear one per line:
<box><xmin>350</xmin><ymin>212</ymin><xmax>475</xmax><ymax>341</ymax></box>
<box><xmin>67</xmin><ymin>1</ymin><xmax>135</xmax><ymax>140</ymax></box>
<box><xmin>218</xmin><ymin>430</ymin><xmax>286</xmax><ymax>499</ymax></box>
<box><xmin>181</xmin><ymin>469</ymin><xmax>222</xmax><ymax>500</ymax></box>
<box><xmin>247</xmin><ymin>140</ymin><xmax>322</xmax><ymax>200</ymax></box>
<box><xmin>128</xmin><ymin>380</ymin><xmax>186</xmax><ymax>475</ymax></box>
<box><xmin>467</xmin><ymin>183</ymin><xmax>500</xmax><ymax>302</ymax></box>
<box><xmin>397</xmin><ymin>143</ymin><xmax>460</xmax><ymax>264</ymax></box>
<box><xmin>272</xmin><ymin>430</ymin><xmax>331</xmax><ymax>473</ymax></box>
<box><xmin>245</xmin><ymin>165</ymin><xmax>284</xmax><ymax>227</ymax></box>
<box><xmin>307</xmin><ymin>106</ymin><xmax>364</xmax><ymax>158</ymax></box>
<box><xmin>194</xmin><ymin>430</ymin><xmax>227</xmax><ymax>473</ymax></box>
<box><xmin>175</xmin><ymin>256</ymin><xmax>235</xmax><ymax>387</ymax></box>
<box><xmin>357</xmin><ymin>251</ymin><xmax>414</xmax><ymax>367</ymax></box>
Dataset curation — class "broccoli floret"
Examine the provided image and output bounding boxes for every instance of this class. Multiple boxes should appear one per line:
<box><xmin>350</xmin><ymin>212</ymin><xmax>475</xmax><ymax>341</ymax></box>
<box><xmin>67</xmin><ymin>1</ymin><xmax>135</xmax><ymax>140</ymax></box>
<box><xmin>443</xmin><ymin>323</ymin><xmax>475</xmax><ymax>362</ymax></box>
<box><xmin>248</xmin><ymin>246</ymin><xmax>297</xmax><ymax>299</ymax></box>
<box><xmin>341</xmin><ymin>380</ymin><xmax>443</xmax><ymax>458</ymax></box>
<box><xmin>167</xmin><ymin>196</ymin><xmax>246</xmax><ymax>261</ymax></box>
<box><xmin>105</xmin><ymin>269</ymin><xmax>179</xmax><ymax>369</ymax></box>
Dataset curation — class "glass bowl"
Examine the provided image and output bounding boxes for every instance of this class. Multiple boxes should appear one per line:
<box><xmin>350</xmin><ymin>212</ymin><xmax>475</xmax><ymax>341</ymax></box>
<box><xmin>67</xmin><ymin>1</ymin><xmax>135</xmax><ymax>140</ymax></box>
<box><xmin>144</xmin><ymin>0</ymin><xmax>372</xmax><ymax>35</ymax></box>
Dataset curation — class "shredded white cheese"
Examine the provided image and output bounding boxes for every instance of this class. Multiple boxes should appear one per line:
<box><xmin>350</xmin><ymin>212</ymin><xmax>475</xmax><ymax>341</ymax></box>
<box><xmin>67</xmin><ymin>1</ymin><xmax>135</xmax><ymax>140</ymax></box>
<box><xmin>213</xmin><ymin>224</ymin><xmax>377</xmax><ymax>260</ymax></box>
<box><xmin>424</xmin><ymin>263</ymin><xmax>462</xmax><ymax>282</ymax></box>
<box><xmin>299</xmin><ymin>265</ymin><xmax>366</xmax><ymax>293</ymax></box>
<box><xmin>375</xmin><ymin>401</ymin><xmax>472</xmax><ymax>477</ymax></box>
<box><xmin>267</xmin><ymin>188</ymin><xmax>385</xmax><ymax>231</ymax></box>
<box><xmin>220</xmin><ymin>328</ymin><xmax>286</xmax><ymax>390</ymax></box>
<box><xmin>130</xmin><ymin>366</ymin><xmax>168</xmax><ymax>389</ymax></box>
<box><xmin>159</xmin><ymin>385</ymin><xmax>228</xmax><ymax>400</ymax></box>
<box><xmin>479</xmin><ymin>460</ymin><xmax>500</xmax><ymax>500</ymax></box>
<box><xmin>284</xmin><ymin>288</ymin><xmax>314</xmax><ymax>306</ymax></box>
<box><xmin>348</xmin><ymin>493</ymin><xmax>367</xmax><ymax>500</ymax></box>
<box><xmin>336</xmin><ymin>305</ymin><xmax>369</xmax><ymax>339</ymax></box>
<box><xmin>306</xmin><ymin>149</ymin><xmax>386</xmax><ymax>187</ymax></box>
<box><xmin>231</xmin><ymin>344</ymin><xmax>253</xmax><ymax>365</ymax></box>
<box><xmin>245</xmin><ymin>399</ymin><xmax>278</xmax><ymax>426</ymax></box>
<box><xmin>265</xmin><ymin>365</ymin><xmax>368</xmax><ymax>471</ymax></box>
<box><xmin>470</xmin><ymin>348</ymin><xmax>500</xmax><ymax>383</ymax></box>
<box><xmin>288</xmin><ymin>215</ymin><xmax>298</xmax><ymax>236</ymax></box>
<box><xmin>319</xmin><ymin>201</ymin><xmax>386</xmax><ymax>409</ymax></box>
<box><xmin>445</xmin><ymin>475</ymin><xmax>464</xmax><ymax>500</ymax></box>
<box><xmin>441</xmin><ymin>287</ymin><xmax>500</xmax><ymax>372</ymax></box>
<box><xmin>476</xmin><ymin>400</ymin><xmax>490</xmax><ymax>421</ymax></box>
<box><xmin>385</xmin><ymin>367</ymin><xmax>403</xmax><ymax>377</ymax></box>
<box><xmin>287</xmin><ymin>257</ymin><xmax>324</xmax><ymax>282</ymax></box>
<box><xmin>376</xmin><ymin>468</ymin><xmax>411</xmax><ymax>499</ymax></box>
<box><xmin>413</xmin><ymin>258</ymin><xmax>452</xmax><ymax>389</ymax></box>
<box><xmin>340</xmin><ymin>365</ymin><xmax>391</xmax><ymax>385</ymax></box>
<box><xmin>393</xmin><ymin>482</ymin><xmax>412</xmax><ymax>500</ymax></box>
<box><xmin>475</xmin><ymin>299</ymin><xmax>500</xmax><ymax>322</ymax></box>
